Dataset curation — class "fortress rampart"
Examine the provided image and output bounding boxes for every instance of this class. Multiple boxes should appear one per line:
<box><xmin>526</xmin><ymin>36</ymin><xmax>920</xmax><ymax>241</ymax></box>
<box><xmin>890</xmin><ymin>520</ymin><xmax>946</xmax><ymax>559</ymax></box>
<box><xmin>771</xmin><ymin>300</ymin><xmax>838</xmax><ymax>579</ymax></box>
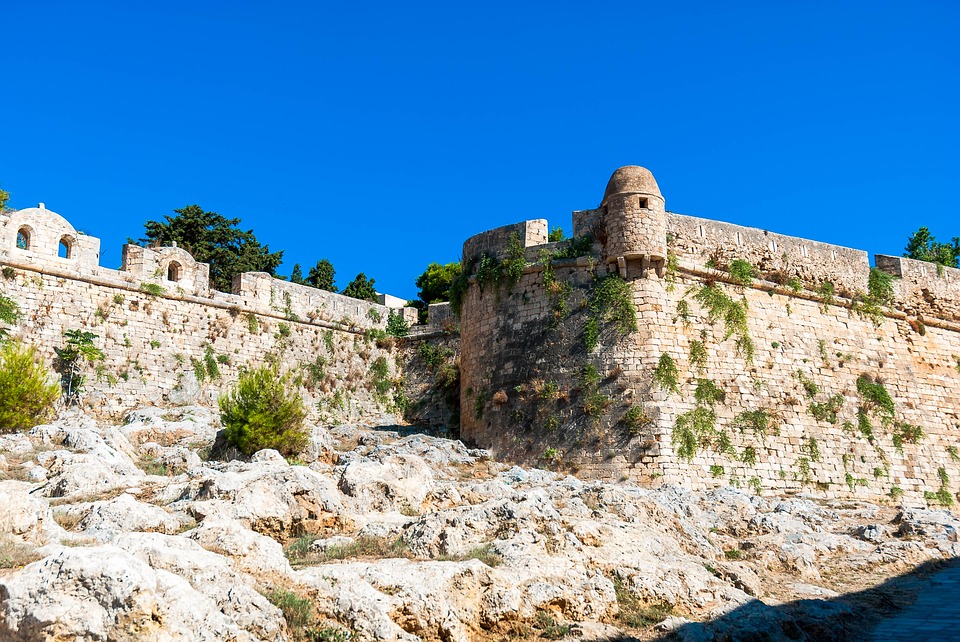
<box><xmin>0</xmin><ymin>206</ymin><xmax>416</xmax><ymax>419</ymax></box>
<box><xmin>457</xmin><ymin>166</ymin><xmax>960</xmax><ymax>503</ymax></box>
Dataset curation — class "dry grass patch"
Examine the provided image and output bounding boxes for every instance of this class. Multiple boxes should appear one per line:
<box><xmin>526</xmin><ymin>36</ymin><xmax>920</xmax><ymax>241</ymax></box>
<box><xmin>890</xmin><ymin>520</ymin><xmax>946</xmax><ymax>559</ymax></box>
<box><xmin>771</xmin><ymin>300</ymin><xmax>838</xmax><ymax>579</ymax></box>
<box><xmin>52</xmin><ymin>509</ymin><xmax>86</xmax><ymax>531</ymax></box>
<box><xmin>436</xmin><ymin>543</ymin><xmax>503</xmax><ymax>567</ymax></box>
<box><xmin>612</xmin><ymin>576</ymin><xmax>676</xmax><ymax>629</ymax></box>
<box><xmin>48</xmin><ymin>487</ymin><xmax>127</xmax><ymax>507</ymax></box>
<box><xmin>0</xmin><ymin>538</ymin><xmax>41</xmax><ymax>569</ymax></box>
<box><xmin>285</xmin><ymin>534</ymin><xmax>412</xmax><ymax>568</ymax></box>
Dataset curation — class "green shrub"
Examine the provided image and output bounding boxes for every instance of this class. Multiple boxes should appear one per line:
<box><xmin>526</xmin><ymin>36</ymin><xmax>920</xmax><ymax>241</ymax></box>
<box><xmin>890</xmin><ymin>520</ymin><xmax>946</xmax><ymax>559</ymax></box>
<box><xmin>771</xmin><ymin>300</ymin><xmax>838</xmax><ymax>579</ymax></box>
<box><xmin>817</xmin><ymin>281</ymin><xmax>835</xmax><ymax>311</ymax></box>
<box><xmin>729</xmin><ymin>259</ymin><xmax>758</xmax><ymax>285</ymax></box>
<box><xmin>795</xmin><ymin>370</ymin><xmax>819</xmax><ymax>398</ymax></box>
<box><xmin>892</xmin><ymin>421</ymin><xmax>924</xmax><ymax>452</ymax></box>
<box><xmin>732</xmin><ymin>409</ymin><xmax>779</xmax><ymax>439</ymax></box>
<box><xmin>140</xmin><ymin>282</ymin><xmax>165</xmax><ymax>296</ymax></box>
<box><xmin>809</xmin><ymin>394</ymin><xmax>844</xmax><ymax>424</ymax></box>
<box><xmin>502</xmin><ymin>233</ymin><xmax>527</xmax><ymax>288</ymax></box>
<box><xmin>219</xmin><ymin>366</ymin><xmax>307</xmax><ymax>456</ymax></box>
<box><xmin>856</xmin><ymin>375</ymin><xmax>895</xmax><ymax>418</ymax></box>
<box><xmin>266</xmin><ymin>589</ymin><xmax>314</xmax><ymax>631</ymax></box>
<box><xmin>0</xmin><ymin>342</ymin><xmax>60</xmax><ymax>432</ymax></box>
<box><xmin>623</xmin><ymin>406</ymin><xmax>649</xmax><ymax>435</ymax></box>
<box><xmin>801</xmin><ymin>436</ymin><xmax>821</xmax><ymax>462</ymax></box>
<box><xmin>54</xmin><ymin>329</ymin><xmax>105</xmax><ymax>403</ymax></box>
<box><xmin>385</xmin><ymin>310</ymin><xmax>409</xmax><ymax>337</ymax></box>
<box><xmin>672</xmin><ymin>407</ymin><xmax>716</xmax><ymax>460</ymax></box>
<box><xmin>0</xmin><ymin>293</ymin><xmax>20</xmax><ymax>342</ymax></box>
<box><xmin>474</xmin><ymin>253</ymin><xmax>502</xmax><ymax>292</ymax></box>
<box><xmin>692</xmin><ymin>284</ymin><xmax>753</xmax><ymax>361</ymax></box>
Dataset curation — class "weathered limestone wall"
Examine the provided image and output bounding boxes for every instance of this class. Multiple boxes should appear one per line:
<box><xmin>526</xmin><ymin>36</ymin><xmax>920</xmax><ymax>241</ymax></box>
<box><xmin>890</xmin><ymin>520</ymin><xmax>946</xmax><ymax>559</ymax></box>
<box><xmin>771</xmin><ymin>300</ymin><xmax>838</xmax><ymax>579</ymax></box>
<box><xmin>648</xmin><ymin>268</ymin><xmax>960</xmax><ymax>501</ymax></box>
<box><xmin>875</xmin><ymin>254</ymin><xmax>960</xmax><ymax>323</ymax></box>
<box><xmin>456</xmin><ymin>164</ymin><xmax>960</xmax><ymax>504</ymax></box>
<box><xmin>668</xmin><ymin>213</ymin><xmax>870</xmax><ymax>296</ymax></box>
<box><xmin>462</xmin><ymin>220</ymin><xmax>548</xmax><ymax>262</ymax></box>
<box><xmin>398</xmin><ymin>332</ymin><xmax>461</xmax><ymax>433</ymax></box>
<box><xmin>0</xmin><ymin>262</ymin><xmax>405</xmax><ymax>421</ymax></box>
<box><xmin>0</xmin><ymin>262</ymin><xmax>408</xmax><ymax>418</ymax></box>
<box><xmin>459</xmin><ymin>244</ymin><xmax>960</xmax><ymax>502</ymax></box>
<box><xmin>0</xmin><ymin>205</ymin><xmax>416</xmax><ymax>421</ymax></box>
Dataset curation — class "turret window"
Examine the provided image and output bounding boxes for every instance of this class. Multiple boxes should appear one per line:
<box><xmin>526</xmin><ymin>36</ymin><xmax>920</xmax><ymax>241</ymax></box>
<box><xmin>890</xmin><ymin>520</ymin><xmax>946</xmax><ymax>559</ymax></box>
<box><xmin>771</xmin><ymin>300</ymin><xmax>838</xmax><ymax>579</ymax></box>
<box><xmin>58</xmin><ymin>237</ymin><xmax>73</xmax><ymax>259</ymax></box>
<box><xmin>16</xmin><ymin>228</ymin><xmax>30</xmax><ymax>250</ymax></box>
<box><xmin>638</xmin><ymin>197</ymin><xmax>648</xmax><ymax>209</ymax></box>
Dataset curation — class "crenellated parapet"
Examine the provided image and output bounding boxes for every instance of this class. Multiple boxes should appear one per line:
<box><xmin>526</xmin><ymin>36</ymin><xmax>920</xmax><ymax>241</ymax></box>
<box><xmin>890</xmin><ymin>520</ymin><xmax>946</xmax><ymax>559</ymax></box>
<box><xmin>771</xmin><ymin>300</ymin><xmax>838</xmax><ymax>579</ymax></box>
<box><xmin>121</xmin><ymin>244</ymin><xmax>211</xmax><ymax>297</ymax></box>
<box><xmin>667</xmin><ymin>213</ymin><xmax>870</xmax><ymax>296</ymax></box>
<box><xmin>875</xmin><ymin>254</ymin><xmax>960</xmax><ymax>324</ymax></box>
<box><xmin>462</xmin><ymin>219</ymin><xmax>548</xmax><ymax>262</ymax></box>
<box><xmin>0</xmin><ymin>204</ymin><xmax>416</xmax><ymax>332</ymax></box>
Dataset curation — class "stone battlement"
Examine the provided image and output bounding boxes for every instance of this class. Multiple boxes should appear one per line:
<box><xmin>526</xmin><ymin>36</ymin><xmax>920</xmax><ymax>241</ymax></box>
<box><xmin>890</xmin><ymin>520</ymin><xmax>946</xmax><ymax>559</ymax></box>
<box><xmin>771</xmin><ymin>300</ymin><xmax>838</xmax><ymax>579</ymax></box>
<box><xmin>0</xmin><ymin>206</ymin><xmax>417</xmax><ymax>331</ymax></box>
<box><xmin>457</xmin><ymin>166</ymin><xmax>960</xmax><ymax>504</ymax></box>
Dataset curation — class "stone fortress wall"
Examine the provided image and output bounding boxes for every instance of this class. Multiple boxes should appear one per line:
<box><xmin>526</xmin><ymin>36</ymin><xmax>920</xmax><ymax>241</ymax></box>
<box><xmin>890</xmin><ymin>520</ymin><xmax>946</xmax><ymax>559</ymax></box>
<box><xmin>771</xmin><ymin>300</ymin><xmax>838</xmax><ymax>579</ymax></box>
<box><xmin>0</xmin><ymin>205</ymin><xmax>417</xmax><ymax>420</ymax></box>
<box><xmin>457</xmin><ymin>166</ymin><xmax>960</xmax><ymax>503</ymax></box>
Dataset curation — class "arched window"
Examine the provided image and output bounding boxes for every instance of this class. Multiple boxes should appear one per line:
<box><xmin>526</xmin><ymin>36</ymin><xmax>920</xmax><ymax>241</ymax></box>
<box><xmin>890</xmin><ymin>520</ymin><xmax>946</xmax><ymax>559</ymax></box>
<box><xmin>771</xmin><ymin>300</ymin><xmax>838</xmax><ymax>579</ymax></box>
<box><xmin>58</xmin><ymin>236</ymin><xmax>73</xmax><ymax>259</ymax></box>
<box><xmin>167</xmin><ymin>261</ymin><xmax>182</xmax><ymax>282</ymax></box>
<box><xmin>16</xmin><ymin>228</ymin><xmax>30</xmax><ymax>250</ymax></box>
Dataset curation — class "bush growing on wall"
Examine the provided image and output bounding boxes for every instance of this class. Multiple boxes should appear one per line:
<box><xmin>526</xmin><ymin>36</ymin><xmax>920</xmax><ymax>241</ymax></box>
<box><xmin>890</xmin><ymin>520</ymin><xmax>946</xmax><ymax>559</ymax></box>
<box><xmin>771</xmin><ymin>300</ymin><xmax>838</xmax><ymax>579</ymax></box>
<box><xmin>0</xmin><ymin>341</ymin><xmax>60</xmax><ymax>433</ymax></box>
<box><xmin>219</xmin><ymin>366</ymin><xmax>307</xmax><ymax>456</ymax></box>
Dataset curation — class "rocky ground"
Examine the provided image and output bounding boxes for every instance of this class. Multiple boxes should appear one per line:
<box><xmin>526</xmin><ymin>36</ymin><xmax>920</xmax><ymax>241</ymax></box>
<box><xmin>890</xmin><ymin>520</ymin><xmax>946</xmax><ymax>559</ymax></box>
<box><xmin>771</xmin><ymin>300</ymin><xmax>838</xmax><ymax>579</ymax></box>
<box><xmin>0</xmin><ymin>409</ymin><xmax>958</xmax><ymax>642</ymax></box>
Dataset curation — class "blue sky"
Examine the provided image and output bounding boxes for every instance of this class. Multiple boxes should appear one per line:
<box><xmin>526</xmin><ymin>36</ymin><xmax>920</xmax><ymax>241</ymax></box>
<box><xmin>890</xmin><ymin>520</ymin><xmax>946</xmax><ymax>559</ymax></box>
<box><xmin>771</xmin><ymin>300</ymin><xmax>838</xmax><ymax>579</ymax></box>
<box><xmin>2</xmin><ymin>1</ymin><xmax>957</xmax><ymax>301</ymax></box>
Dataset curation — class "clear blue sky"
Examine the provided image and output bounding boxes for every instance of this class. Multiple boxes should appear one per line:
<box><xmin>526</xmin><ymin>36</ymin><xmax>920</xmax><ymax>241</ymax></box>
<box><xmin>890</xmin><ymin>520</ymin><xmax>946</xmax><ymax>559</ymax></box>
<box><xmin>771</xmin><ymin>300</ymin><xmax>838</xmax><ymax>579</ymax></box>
<box><xmin>2</xmin><ymin>1</ymin><xmax>957</xmax><ymax>301</ymax></box>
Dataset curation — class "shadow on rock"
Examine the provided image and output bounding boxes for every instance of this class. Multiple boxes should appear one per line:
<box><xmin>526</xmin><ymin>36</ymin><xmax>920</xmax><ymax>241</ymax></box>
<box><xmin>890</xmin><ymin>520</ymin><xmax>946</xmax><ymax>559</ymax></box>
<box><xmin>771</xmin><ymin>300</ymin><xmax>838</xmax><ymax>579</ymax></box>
<box><xmin>649</xmin><ymin>557</ymin><xmax>957</xmax><ymax>642</ymax></box>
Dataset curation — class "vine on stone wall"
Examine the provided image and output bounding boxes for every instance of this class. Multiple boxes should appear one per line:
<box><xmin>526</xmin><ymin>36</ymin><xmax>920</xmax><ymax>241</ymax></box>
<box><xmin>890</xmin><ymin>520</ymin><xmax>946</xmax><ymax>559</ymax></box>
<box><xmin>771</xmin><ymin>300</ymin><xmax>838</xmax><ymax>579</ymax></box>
<box><xmin>851</xmin><ymin>268</ymin><xmax>897</xmax><ymax>327</ymax></box>
<box><xmin>584</xmin><ymin>274</ymin><xmax>637</xmax><ymax>352</ymax></box>
<box><xmin>652</xmin><ymin>353</ymin><xmax>679</xmax><ymax>396</ymax></box>
<box><xmin>672</xmin><ymin>407</ymin><xmax>717</xmax><ymax>461</ymax></box>
<box><xmin>689</xmin><ymin>283</ymin><xmax>754</xmax><ymax>362</ymax></box>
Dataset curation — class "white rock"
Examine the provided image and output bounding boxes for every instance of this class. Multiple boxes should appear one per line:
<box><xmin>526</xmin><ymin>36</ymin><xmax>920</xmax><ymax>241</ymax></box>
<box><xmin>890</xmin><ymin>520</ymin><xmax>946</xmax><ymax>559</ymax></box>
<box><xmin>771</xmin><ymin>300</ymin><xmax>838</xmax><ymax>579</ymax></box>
<box><xmin>77</xmin><ymin>493</ymin><xmax>186</xmax><ymax>541</ymax></box>
<box><xmin>337</xmin><ymin>453</ymin><xmax>434</xmax><ymax>513</ymax></box>
<box><xmin>0</xmin><ymin>480</ymin><xmax>66</xmax><ymax>544</ymax></box>
<box><xmin>176</xmin><ymin>460</ymin><xmax>344</xmax><ymax>537</ymax></box>
<box><xmin>113</xmin><ymin>532</ymin><xmax>287</xmax><ymax>640</ymax></box>
<box><xmin>186</xmin><ymin>518</ymin><xmax>294</xmax><ymax>579</ymax></box>
<box><xmin>0</xmin><ymin>545</ymin><xmax>265</xmax><ymax>641</ymax></box>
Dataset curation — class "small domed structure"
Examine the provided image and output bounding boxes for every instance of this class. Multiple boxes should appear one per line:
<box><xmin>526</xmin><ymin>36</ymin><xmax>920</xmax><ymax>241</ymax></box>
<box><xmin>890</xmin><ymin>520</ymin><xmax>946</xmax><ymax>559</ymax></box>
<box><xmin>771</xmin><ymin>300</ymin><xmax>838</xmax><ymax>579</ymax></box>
<box><xmin>1</xmin><ymin>204</ymin><xmax>101</xmax><ymax>269</ymax></box>
<box><xmin>599</xmin><ymin>165</ymin><xmax>667</xmax><ymax>265</ymax></box>
<box><xmin>602</xmin><ymin>166</ymin><xmax>663</xmax><ymax>204</ymax></box>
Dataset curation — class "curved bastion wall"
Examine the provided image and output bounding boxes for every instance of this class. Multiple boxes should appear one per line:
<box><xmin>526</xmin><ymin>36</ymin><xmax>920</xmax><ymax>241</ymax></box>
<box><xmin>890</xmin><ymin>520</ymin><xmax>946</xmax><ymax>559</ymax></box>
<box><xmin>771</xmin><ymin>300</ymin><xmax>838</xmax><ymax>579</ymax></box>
<box><xmin>0</xmin><ymin>206</ymin><xmax>418</xmax><ymax>419</ymax></box>
<box><xmin>457</xmin><ymin>166</ymin><xmax>960</xmax><ymax>503</ymax></box>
